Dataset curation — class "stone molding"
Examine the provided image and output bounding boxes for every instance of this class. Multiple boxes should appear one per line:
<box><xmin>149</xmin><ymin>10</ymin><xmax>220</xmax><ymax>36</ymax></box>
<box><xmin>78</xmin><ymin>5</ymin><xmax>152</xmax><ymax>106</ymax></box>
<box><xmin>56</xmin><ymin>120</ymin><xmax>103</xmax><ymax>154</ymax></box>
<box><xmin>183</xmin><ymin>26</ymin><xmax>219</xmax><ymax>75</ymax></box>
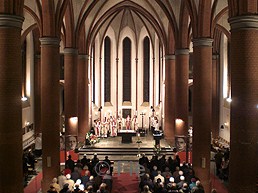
<box><xmin>175</xmin><ymin>49</ymin><xmax>189</xmax><ymax>55</ymax></box>
<box><xmin>39</xmin><ymin>37</ymin><xmax>60</xmax><ymax>46</ymax></box>
<box><xmin>78</xmin><ymin>54</ymin><xmax>89</xmax><ymax>59</ymax></box>
<box><xmin>229</xmin><ymin>15</ymin><xmax>258</xmax><ymax>31</ymax></box>
<box><xmin>64</xmin><ymin>48</ymin><xmax>78</xmax><ymax>55</ymax></box>
<box><xmin>192</xmin><ymin>38</ymin><xmax>213</xmax><ymax>47</ymax></box>
<box><xmin>0</xmin><ymin>14</ymin><xmax>24</xmax><ymax>29</ymax></box>
<box><xmin>164</xmin><ymin>54</ymin><xmax>175</xmax><ymax>60</ymax></box>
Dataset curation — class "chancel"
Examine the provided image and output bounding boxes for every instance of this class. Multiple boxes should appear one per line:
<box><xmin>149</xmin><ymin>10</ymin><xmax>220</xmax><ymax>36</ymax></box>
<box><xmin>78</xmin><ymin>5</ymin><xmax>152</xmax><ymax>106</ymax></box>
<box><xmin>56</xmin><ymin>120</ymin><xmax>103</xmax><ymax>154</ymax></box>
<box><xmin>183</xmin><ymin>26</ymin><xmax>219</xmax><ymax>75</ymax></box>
<box><xmin>1</xmin><ymin>1</ymin><xmax>257</xmax><ymax>193</ymax></box>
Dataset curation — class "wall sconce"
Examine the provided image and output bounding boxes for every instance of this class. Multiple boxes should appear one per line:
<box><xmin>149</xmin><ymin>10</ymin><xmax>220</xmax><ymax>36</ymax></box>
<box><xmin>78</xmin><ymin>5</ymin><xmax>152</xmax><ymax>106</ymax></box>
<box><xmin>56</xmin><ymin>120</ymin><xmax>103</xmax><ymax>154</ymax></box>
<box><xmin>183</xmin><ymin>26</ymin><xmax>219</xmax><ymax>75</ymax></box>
<box><xmin>226</xmin><ymin>98</ymin><xmax>232</xmax><ymax>103</ymax></box>
<box><xmin>175</xmin><ymin>118</ymin><xmax>183</xmax><ymax>124</ymax></box>
<box><xmin>21</xmin><ymin>96</ymin><xmax>28</xmax><ymax>101</ymax></box>
<box><xmin>70</xmin><ymin>117</ymin><xmax>78</xmax><ymax>124</ymax></box>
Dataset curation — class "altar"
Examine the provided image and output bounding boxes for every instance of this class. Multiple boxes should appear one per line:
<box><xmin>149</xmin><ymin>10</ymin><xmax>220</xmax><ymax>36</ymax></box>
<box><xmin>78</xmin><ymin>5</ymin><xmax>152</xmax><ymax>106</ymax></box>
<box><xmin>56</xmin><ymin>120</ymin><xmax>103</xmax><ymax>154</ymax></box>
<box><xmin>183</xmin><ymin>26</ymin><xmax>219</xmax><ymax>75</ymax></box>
<box><xmin>153</xmin><ymin>130</ymin><xmax>163</xmax><ymax>146</ymax></box>
<box><xmin>117</xmin><ymin>130</ymin><xmax>136</xmax><ymax>143</ymax></box>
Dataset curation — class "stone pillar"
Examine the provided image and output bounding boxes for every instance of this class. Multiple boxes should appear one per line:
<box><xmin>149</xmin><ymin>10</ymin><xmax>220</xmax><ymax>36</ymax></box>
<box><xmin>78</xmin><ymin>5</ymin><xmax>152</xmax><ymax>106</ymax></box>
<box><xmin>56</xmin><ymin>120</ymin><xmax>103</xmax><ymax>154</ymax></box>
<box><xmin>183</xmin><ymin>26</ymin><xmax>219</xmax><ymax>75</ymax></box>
<box><xmin>175</xmin><ymin>49</ymin><xmax>189</xmax><ymax>136</ymax></box>
<box><xmin>164</xmin><ymin>54</ymin><xmax>176</xmax><ymax>145</ymax></box>
<box><xmin>0</xmin><ymin>14</ymin><xmax>24</xmax><ymax>193</ymax></box>
<box><xmin>212</xmin><ymin>54</ymin><xmax>220</xmax><ymax>139</ymax></box>
<box><xmin>34</xmin><ymin>54</ymin><xmax>41</xmax><ymax>134</ymax></box>
<box><xmin>228</xmin><ymin>15</ymin><xmax>258</xmax><ymax>193</ymax></box>
<box><xmin>192</xmin><ymin>38</ymin><xmax>213</xmax><ymax>193</ymax></box>
<box><xmin>40</xmin><ymin>37</ymin><xmax>60</xmax><ymax>193</ymax></box>
<box><xmin>64</xmin><ymin>48</ymin><xmax>78</xmax><ymax>136</ymax></box>
<box><xmin>77</xmin><ymin>54</ymin><xmax>89</xmax><ymax>141</ymax></box>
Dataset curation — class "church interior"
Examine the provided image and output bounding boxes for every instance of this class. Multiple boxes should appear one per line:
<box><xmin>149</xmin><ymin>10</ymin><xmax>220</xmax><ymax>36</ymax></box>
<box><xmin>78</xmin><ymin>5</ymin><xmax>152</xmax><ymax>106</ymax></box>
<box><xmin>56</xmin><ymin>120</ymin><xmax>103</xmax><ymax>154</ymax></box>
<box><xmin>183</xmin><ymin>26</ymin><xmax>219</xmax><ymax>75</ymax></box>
<box><xmin>0</xmin><ymin>0</ymin><xmax>257</xmax><ymax>193</ymax></box>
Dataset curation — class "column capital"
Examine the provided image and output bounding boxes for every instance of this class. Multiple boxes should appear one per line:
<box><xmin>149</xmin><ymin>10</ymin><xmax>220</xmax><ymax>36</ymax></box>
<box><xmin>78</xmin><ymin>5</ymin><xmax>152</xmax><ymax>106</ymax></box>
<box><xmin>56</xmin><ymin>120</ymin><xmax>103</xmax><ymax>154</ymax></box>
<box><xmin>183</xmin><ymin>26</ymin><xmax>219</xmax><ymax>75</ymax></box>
<box><xmin>0</xmin><ymin>14</ymin><xmax>24</xmax><ymax>29</ymax></box>
<box><xmin>175</xmin><ymin>49</ymin><xmax>189</xmax><ymax>55</ymax></box>
<box><xmin>164</xmin><ymin>54</ymin><xmax>175</xmax><ymax>60</ymax></box>
<box><xmin>63</xmin><ymin>48</ymin><xmax>78</xmax><ymax>55</ymax></box>
<box><xmin>78</xmin><ymin>54</ymin><xmax>89</xmax><ymax>59</ymax></box>
<box><xmin>192</xmin><ymin>38</ymin><xmax>213</xmax><ymax>47</ymax></box>
<box><xmin>40</xmin><ymin>37</ymin><xmax>60</xmax><ymax>46</ymax></box>
<box><xmin>229</xmin><ymin>15</ymin><xmax>258</xmax><ymax>31</ymax></box>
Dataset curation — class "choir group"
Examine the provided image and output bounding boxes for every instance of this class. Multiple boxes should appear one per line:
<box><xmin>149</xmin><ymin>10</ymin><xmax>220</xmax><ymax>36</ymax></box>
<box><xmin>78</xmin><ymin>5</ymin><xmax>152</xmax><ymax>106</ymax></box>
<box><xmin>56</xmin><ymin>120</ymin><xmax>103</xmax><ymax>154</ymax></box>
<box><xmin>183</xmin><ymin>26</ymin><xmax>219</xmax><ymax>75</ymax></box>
<box><xmin>92</xmin><ymin>113</ymin><xmax>160</xmax><ymax>138</ymax></box>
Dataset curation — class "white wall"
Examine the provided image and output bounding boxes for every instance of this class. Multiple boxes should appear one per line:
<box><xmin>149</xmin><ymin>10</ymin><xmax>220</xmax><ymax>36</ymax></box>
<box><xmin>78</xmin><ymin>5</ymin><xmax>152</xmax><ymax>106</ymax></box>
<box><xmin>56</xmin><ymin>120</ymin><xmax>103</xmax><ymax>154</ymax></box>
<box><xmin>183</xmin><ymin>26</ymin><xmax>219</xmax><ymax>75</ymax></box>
<box><xmin>22</xmin><ymin>32</ymin><xmax>35</xmax><ymax>149</ymax></box>
<box><xmin>90</xmin><ymin>27</ymin><xmax>164</xmax><ymax>128</ymax></box>
<box><xmin>219</xmin><ymin>34</ymin><xmax>230</xmax><ymax>142</ymax></box>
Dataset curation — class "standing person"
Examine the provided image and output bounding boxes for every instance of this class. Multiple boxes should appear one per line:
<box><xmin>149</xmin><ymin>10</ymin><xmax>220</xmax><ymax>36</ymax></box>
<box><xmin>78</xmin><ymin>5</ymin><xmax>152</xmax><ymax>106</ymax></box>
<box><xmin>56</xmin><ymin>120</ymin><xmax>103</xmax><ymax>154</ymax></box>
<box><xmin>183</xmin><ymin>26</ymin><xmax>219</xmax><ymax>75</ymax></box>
<box><xmin>95</xmin><ymin>120</ymin><xmax>101</xmax><ymax>137</ymax></box>
<box><xmin>132</xmin><ymin>115</ymin><xmax>139</xmax><ymax>131</ymax></box>
<box><xmin>65</xmin><ymin>155</ymin><xmax>75</xmax><ymax>172</ymax></box>
<box><xmin>117</xmin><ymin>115</ymin><xmax>122</xmax><ymax>130</ymax></box>
<box><xmin>34</xmin><ymin>133</ymin><xmax>42</xmax><ymax>157</ymax></box>
<box><xmin>125</xmin><ymin>115</ymin><xmax>131</xmax><ymax>129</ymax></box>
<box><xmin>81</xmin><ymin>154</ymin><xmax>90</xmax><ymax>168</ymax></box>
<box><xmin>214</xmin><ymin>150</ymin><xmax>223</xmax><ymax>176</ymax></box>
<box><xmin>27</xmin><ymin>149</ymin><xmax>36</xmax><ymax>171</ymax></box>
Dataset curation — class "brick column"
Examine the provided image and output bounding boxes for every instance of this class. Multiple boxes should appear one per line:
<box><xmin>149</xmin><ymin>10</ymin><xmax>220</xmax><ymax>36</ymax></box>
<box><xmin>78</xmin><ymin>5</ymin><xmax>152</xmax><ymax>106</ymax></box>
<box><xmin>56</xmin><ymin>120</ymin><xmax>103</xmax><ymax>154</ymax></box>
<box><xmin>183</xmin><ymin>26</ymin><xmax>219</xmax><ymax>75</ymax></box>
<box><xmin>34</xmin><ymin>54</ymin><xmax>41</xmax><ymax>134</ymax></box>
<box><xmin>228</xmin><ymin>15</ymin><xmax>258</xmax><ymax>193</ymax></box>
<box><xmin>212</xmin><ymin>54</ymin><xmax>220</xmax><ymax>138</ymax></box>
<box><xmin>64</xmin><ymin>48</ymin><xmax>78</xmax><ymax>136</ymax></box>
<box><xmin>77</xmin><ymin>54</ymin><xmax>89</xmax><ymax>141</ymax></box>
<box><xmin>175</xmin><ymin>49</ymin><xmax>189</xmax><ymax>136</ymax></box>
<box><xmin>0</xmin><ymin>14</ymin><xmax>24</xmax><ymax>193</ymax></box>
<box><xmin>40</xmin><ymin>37</ymin><xmax>60</xmax><ymax>193</ymax></box>
<box><xmin>192</xmin><ymin>38</ymin><xmax>213</xmax><ymax>193</ymax></box>
<box><xmin>164</xmin><ymin>54</ymin><xmax>176</xmax><ymax>145</ymax></box>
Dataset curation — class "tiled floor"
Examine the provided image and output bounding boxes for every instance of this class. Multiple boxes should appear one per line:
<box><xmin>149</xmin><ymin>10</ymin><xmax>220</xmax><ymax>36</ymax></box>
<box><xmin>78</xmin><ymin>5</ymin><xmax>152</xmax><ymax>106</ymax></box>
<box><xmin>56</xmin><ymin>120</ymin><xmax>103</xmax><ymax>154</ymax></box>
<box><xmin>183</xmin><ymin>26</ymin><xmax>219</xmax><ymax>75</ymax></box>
<box><xmin>92</xmin><ymin>131</ymin><xmax>172</xmax><ymax>149</ymax></box>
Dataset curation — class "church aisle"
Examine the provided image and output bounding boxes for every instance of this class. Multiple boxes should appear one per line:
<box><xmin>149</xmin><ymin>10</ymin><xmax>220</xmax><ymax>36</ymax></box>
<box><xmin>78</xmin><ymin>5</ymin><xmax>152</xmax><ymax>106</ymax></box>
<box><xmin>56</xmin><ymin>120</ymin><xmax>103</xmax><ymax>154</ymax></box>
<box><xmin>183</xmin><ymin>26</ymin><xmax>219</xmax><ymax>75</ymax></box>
<box><xmin>111</xmin><ymin>173</ymin><xmax>139</xmax><ymax>193</ymax></box>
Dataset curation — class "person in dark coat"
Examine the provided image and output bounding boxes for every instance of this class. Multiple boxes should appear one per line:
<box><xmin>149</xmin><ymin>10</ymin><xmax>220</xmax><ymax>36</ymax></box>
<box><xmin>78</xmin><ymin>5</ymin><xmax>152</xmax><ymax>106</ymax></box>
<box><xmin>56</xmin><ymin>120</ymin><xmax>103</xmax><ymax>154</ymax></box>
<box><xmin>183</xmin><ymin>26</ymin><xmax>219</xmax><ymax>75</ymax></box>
<box><xmin>65</xmin><ymin>155</ymin><xmax>75</xmax><ymax>172</ymax></box>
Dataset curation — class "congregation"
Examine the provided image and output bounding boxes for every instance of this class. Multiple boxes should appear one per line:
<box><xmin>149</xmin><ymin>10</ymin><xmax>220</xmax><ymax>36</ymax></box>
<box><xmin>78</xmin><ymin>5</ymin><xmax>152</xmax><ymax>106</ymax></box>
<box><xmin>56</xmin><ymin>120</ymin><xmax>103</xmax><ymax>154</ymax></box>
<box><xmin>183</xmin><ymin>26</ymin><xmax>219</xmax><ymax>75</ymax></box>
<box><xmin>47</xmin><ymin>153</ymin><xmax>113</xmax><ymax>193</ymax></box>
<box><xmin>138</xmin><ymin>153</ymin><xmax>208</xmax><ymax>193</ymax></box>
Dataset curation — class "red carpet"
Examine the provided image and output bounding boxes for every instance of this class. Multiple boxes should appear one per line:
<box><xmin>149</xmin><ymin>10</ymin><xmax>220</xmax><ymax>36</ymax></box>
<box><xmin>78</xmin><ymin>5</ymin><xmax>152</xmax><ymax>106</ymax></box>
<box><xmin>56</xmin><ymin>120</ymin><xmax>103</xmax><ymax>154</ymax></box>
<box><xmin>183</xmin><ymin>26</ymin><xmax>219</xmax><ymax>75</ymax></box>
<box><xmin>211</xmin><ymin>173</ymin><xmax>228</xmax><ymax>193</ymax></box>
<box><xmin>112</xmin><ymin>173</ymin><xmax>139</xmax><ymax>193</ymax></box>
<box><xmin>24</xmin><ymin>172</ymin><xmax>42</xmax><ymax>193</ymax></box>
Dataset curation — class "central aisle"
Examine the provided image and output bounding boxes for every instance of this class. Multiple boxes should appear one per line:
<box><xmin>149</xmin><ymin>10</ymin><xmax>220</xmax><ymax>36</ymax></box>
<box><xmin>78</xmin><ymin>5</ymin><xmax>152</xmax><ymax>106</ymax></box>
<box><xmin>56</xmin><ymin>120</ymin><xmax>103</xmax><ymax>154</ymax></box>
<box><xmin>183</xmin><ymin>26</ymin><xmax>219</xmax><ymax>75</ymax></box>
<box><xmin>112</xmin><ymin>173</ymin><xmax>139</xmax><ymax>193</ymax></box>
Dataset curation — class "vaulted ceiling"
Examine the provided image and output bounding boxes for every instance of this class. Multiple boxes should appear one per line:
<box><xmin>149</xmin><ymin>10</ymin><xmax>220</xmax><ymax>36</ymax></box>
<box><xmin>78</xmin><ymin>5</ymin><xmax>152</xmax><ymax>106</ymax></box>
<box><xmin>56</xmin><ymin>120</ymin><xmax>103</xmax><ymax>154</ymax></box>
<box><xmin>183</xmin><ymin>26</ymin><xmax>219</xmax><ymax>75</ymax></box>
<box><xmin>23</xmin><ymin>0</ymin><xmax>229</xmax><ymax>53</ymax></box>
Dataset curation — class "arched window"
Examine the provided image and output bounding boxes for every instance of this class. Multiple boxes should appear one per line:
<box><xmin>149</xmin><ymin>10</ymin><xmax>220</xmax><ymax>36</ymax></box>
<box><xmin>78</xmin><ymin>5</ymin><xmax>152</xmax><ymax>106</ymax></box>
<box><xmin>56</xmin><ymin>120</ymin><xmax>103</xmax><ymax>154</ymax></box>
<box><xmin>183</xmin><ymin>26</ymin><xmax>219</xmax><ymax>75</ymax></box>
<box><xmin>21</xmin><ymin>40</ymin><xmax>26</xmax><ymax>98</ymax></box>
<box><xmin>104</xmin><ymin>36</ymin><xmax>111</xmax><ymax>102</ymax></box>
<box><xmin>143</xmin><ymin>36</ymin><xmax>150</xmax><ymax>102</ymax></box>
<box><xmin>92</xmin><ymin>45</ymin><xmax>96</xmax><ymax>103</ymax></box>
<box><xmin>123</xmin><ymin>37</ymin><xmax>131</xmax><ymax>101</ymax></box>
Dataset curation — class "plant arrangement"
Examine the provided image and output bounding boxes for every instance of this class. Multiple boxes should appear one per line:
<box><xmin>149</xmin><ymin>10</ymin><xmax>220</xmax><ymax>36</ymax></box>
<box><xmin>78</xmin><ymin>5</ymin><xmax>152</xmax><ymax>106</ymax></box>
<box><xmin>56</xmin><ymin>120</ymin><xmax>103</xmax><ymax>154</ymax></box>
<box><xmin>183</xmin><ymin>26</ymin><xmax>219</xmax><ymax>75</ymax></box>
<box><xmin>85</xmin><ymin>132</ymin><xmax>100</xmax><ymax>145</ymax></box>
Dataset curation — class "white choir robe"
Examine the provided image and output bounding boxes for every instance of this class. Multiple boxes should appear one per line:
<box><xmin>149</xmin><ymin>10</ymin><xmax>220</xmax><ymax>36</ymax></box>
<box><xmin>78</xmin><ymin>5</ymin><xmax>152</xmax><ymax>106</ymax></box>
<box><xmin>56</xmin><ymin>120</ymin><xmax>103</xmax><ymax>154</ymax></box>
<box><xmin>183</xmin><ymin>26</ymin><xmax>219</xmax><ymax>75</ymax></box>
<box><xmin>95</xmin><ymin>123</ymin><xmax>101</xmax><ymax>137</ymax></box>
<box><xmin>110</xmin><ymin>122</ymin><xmax>117</xmax><ymax>136</ymax></box>
<box><xmin>132</xmin><ymin>118</ymin><xmax>138</xmax><ymax>131</ymax></box>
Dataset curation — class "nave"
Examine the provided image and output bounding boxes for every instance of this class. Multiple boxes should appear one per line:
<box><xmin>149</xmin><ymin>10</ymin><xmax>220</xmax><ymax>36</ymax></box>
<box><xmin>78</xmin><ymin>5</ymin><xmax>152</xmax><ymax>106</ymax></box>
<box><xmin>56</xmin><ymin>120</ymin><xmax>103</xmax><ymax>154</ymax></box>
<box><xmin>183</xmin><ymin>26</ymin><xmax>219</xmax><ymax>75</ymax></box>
<box><xmin>24</xmin><ymin>132</ymin><xmax>228</xmax><ymax>193</ymax></box>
